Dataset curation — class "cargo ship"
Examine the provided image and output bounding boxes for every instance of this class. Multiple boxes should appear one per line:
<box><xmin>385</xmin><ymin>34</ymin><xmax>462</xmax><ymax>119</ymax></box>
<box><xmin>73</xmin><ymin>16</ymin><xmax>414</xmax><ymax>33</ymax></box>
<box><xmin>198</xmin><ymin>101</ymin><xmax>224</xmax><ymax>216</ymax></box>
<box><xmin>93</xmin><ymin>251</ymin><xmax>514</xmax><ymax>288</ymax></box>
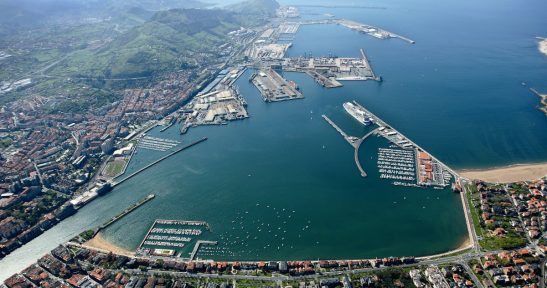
<box><xmin>343</xmin><ymin>102</ymin><xmax>372</xmax><ymax>125</ymax></box>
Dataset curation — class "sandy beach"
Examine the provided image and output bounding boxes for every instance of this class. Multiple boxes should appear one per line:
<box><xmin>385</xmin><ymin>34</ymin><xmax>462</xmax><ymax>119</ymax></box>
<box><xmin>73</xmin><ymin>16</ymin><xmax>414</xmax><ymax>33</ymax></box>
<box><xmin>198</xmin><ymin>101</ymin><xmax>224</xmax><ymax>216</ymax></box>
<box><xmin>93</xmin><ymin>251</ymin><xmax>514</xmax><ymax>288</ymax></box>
<box><xmin>459</xmin><ymin>162</ymin><xmax>547</xmax><ymax>183</ymax></box>
<box><xmin>83</xmin><ymin>233</ymin><xmax>135</xmax><ymax>257</ymax></box>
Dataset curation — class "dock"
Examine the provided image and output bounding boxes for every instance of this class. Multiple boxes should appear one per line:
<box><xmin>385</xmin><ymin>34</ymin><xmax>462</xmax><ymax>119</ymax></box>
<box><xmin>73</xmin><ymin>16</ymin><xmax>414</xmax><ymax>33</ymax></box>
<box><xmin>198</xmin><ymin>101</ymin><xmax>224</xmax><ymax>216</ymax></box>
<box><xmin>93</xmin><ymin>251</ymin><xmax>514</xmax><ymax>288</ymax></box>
<box><xmin>189</xmin><ymin>240</ymin><xmax>218</xmax><ymax>261</ymax></box>
<box><xmin>93</xmin><ymin>194</ymin><xmax>155</xmax><ymax>237</ymax></box>
<box><xmin>113</xmin><ymin>137</ymin><xmax>208</xmax><ymax>187</ymax></box>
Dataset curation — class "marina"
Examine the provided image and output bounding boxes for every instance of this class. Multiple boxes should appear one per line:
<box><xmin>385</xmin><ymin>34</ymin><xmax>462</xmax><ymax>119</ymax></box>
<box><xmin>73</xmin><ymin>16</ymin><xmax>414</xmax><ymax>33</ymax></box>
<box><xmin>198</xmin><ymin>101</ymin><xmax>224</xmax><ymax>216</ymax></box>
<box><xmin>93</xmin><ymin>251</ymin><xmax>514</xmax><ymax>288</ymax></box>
<box><xmin>349</xmin><ymin>101</ymin><xmax>457</xmax><ymax>187</ymax></box>
<box><xmin>322</xmin><ymin>100</ymin><xmax>456</xmax><ymax>187</ymax></box>
<box><xmin>377</xmin><ymin>148</ymin><xmax>416</xmax><ymax>184</ymax></box>
<box><xmin>137</xmin><ymin>219</ymin><xmax>213</xmax><ymax>259</ymax></box>
<box><xmin>137</xmin><ymin>136</ymin><xmax>181</xmax><ymax>152</ymax></box>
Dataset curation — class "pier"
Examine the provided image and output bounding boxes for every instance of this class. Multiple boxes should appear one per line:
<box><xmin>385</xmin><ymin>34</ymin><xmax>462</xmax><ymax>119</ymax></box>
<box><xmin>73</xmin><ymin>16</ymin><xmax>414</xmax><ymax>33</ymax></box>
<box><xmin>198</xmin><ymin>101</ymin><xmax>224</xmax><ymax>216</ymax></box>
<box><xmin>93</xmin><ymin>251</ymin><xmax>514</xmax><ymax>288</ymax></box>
<box><xmin>113</xmin><ymin>137</ymin><xmax>208</xmax><ymax>187</ymax></box>
<box><xmin>296</xmin><ymin>19</ymin><xmax>415</xmax><ymax>44</ymax></box>
<box><xmin>321</xmin><ymin>115</ymin><xmax>358</xmax><ymax>146</ymax></box>
<box><xmin>360</xmin><ymin>48</ymin><xmax>380</xmax><ymax>81</ymax></box>
<box><xmin>351</xmin><ymin>101</ymin><xmax>459</xmax><ymax>178</ymax></box>
<box><xmin>93</xmin><ymin>194</ymin><xmax>155</xmax><ymax>237</ymax></box>
<box><xmin>189</xmin><ymin>240</ymin><xmax>218</xmax><ymax>261</ymax></box>
<box><xmin>530</xmin><ymin>88</ymin><xmax>542</xmax><ymax>97</ymax></box>
<box><xmin>353</xmin><ymin>129</ymin><xmax>379</xmax><ymax>177</ymax></box>
<box><xmin>160</xmin><ymin>122</ymin><xmax>174</xmax><ymax>132</ymax></box>
<box><xmin>322</xmin><ymin>115</ymin><xmax>378</xmax><ymax>177</ymax></box>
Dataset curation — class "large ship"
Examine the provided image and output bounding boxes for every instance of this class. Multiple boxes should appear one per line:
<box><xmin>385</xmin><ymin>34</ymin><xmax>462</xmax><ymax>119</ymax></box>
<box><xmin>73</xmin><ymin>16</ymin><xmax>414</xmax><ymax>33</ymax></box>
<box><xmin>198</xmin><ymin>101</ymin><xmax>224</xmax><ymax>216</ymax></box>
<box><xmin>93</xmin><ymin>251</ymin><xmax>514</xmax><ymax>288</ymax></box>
<box><xmin>343</xmin><ymin>102</ymin><xmax>373</xmax><ymax>125</ymax></box>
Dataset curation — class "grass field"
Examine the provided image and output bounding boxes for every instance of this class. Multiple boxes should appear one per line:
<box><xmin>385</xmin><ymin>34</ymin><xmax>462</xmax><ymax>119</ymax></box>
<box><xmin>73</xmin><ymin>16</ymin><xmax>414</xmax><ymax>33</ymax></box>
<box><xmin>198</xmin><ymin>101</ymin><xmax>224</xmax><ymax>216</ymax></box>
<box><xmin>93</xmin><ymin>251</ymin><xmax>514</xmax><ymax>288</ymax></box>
<box><xmin>103</xmin><ymin>159</ymin><xmax>127</xmax><ymax>177</ymax></box>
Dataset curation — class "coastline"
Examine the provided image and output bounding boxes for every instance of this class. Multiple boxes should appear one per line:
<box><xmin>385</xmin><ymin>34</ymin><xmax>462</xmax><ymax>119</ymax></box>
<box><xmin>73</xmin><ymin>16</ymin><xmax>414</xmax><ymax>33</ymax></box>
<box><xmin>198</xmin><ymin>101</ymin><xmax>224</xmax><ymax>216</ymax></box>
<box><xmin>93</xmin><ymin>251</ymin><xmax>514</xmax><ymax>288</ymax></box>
<box><xmin>83</xmin><ymin>233</ymin><xmax>135</xmax><ymax>257</ymax></box>
<box><xmin>458</xmin><ymin>162</ymin><xmax>547</xmax><ymax>183</ymax></box>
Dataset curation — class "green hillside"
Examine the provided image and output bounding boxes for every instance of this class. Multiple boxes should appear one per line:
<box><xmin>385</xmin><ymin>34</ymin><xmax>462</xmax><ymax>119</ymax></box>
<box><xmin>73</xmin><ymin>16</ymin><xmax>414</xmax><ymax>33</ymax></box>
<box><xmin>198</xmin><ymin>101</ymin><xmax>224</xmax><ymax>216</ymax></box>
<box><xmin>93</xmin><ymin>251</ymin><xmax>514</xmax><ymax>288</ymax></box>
<box><xmin>50</xmin><ymin>9</ymin><xmax>240</xmax><ymax>78</ymax></box>
<box><xmin>227</xmin><ymin>0</ymin><xmax>280</xmax><ymax>17</ymax></box>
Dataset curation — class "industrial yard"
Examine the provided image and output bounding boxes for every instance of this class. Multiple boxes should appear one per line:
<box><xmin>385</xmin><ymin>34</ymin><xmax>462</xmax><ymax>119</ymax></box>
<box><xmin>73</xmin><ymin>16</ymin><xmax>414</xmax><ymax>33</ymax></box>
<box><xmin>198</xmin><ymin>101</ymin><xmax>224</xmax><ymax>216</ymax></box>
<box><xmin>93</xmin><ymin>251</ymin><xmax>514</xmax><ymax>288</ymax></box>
<box><xmin>183</xmin><ymin>88</ymin><xmax>248</xmax><ymax>127</ymax></box>
<box><xmin>282</xmin><ymin>48</ymin><xmax>380</xmax><ymax>87</ymax></box>
<box><xmin>250</xmin><ymin>68</ymin><xmax>303</xmax><ymax>102</ymax></box>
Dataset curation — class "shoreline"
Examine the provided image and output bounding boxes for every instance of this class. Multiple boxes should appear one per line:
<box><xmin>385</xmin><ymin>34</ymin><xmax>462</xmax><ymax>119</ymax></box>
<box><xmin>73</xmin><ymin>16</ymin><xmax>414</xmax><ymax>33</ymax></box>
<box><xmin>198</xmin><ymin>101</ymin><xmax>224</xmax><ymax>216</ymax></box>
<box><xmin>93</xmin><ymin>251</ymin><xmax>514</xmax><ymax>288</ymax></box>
<box><xmin>81</xmin><ymin>232</ymin><xmax>471</xmax><ymax>263</ymax></box>
<box><xmin>458</xmin><ymin>162</ymin><xmax>547</xmax><ymax>183</ymax></box>
<box><xmin>83</xmin><ymin>233</ymin><xmax>135</xmax><ymax>257</ymax></box>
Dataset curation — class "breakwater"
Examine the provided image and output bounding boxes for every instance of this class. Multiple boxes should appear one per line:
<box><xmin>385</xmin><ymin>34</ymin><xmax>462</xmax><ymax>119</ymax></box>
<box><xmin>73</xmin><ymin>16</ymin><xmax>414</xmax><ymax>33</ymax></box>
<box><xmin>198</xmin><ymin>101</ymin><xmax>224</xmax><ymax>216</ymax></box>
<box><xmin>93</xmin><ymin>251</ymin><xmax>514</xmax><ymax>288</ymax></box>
<box><xmin>113</xmin><ymin>137</ymin><xmax>208</xmax><ymax>187</ymax></box>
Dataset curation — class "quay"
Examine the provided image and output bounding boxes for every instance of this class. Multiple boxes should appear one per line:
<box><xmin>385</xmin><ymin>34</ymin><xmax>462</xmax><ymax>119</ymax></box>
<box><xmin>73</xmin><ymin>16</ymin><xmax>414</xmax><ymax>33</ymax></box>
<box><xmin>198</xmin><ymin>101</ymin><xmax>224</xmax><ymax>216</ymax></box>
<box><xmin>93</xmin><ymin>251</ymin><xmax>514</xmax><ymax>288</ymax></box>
<box><xmin>190</xmin><ymin>240</ymin><xmax>218</xmax><ymax>261</ymax></box>
<box><xmin>113</xmin><ymin>137</ymin><xmax>208</xmax><ymax>187</ymax></box>
<box><xmin>93</xmin><ymin>194</ymin><xmax>155</xmax><ymax>237</ymax></box>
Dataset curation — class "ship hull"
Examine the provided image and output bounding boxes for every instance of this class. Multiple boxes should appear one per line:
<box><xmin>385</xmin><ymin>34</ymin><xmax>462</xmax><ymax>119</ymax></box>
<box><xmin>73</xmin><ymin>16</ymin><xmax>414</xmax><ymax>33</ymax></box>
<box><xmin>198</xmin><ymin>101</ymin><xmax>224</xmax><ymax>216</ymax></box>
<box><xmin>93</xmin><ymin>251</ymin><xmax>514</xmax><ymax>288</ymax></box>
<box><xmin>343</xmin><ymin>102</ymin><xmax>372</xmax><ymax>126</ymax></box>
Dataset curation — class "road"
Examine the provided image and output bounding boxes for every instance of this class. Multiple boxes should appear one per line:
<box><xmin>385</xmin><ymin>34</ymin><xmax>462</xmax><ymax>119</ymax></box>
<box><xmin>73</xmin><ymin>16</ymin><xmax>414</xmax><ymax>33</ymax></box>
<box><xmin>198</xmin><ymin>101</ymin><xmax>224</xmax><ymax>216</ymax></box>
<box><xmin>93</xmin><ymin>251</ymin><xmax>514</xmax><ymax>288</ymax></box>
<box><xmin>461</xmin><ymin>180</ymin><xmax>480</xmax><ymax>252</ymax></box>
